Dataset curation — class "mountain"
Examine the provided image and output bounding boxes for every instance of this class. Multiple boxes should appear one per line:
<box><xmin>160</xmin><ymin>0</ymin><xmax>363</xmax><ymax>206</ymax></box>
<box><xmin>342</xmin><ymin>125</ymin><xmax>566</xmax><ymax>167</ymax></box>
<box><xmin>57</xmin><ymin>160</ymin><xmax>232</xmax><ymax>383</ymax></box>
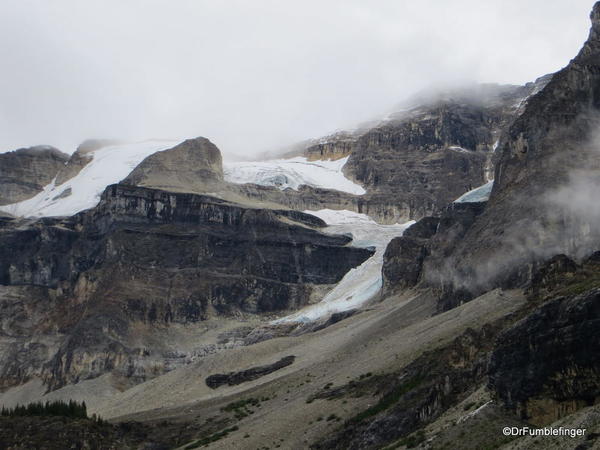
<box><xmin>0</xmin><ymin>146</ymin><xmax>69</xmax><ymax>205</ymax></box>
<box><xmin>0</xmin><ymin>140</ymin><xmax>373</xmax><ymax>394</ymax></box>
<box><xmin>256</xmin><ymin>78</ymin><xmax>551</xmax><ymax>223</ymax></box>
<box><xmin>2</xmin><ymin>4</ymin><xmax>600</xmax><ymax>449</ymax></box>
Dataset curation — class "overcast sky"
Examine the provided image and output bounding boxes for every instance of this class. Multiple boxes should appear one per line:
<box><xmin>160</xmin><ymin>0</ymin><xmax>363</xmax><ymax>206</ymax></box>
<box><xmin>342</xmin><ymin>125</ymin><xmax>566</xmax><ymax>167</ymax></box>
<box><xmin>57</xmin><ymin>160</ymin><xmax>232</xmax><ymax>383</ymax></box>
<box><xmin>0</xmin><ymin>0</ymin><xmax>595</xmax><ymax>156</ymax></box>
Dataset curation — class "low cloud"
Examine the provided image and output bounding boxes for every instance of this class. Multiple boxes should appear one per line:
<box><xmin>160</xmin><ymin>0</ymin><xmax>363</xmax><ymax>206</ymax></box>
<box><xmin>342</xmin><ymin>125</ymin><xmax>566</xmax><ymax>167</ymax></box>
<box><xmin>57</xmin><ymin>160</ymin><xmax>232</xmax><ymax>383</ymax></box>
<box><xmin>0</xmin><ymin>0</ymin><xmax>594</xmax><ymax>155</ymax></box>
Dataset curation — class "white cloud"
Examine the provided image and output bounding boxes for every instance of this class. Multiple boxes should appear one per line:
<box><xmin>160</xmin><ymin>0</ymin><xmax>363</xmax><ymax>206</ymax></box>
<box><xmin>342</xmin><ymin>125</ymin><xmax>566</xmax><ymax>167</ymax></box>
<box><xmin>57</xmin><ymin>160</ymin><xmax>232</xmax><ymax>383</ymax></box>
<box><xmin>0</xmin><ymin>0</ymin><xmax>594</xmax><ymax>155</ymax></box>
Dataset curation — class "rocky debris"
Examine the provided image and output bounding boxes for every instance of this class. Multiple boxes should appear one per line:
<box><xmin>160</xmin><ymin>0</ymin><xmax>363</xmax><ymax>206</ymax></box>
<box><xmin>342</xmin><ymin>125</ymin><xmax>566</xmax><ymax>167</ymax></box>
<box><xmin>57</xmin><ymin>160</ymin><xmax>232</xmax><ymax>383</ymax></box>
<box><xmin>489</xmin><ymin>288</ymin><xmax>600</xmax><ymax>426</ymax></box>
<box><xmin>0</xmin><ymin>183</ymin><xmax>372</xmax><ymax>391</ymax></box>
<box><xmin>313</xmin><ymin>322</ymin><xmax>507</xmax><ymax>450</ymax></box>
<box><xmin>123</xmin><ymin>137</ymin><xmax>223</xmax><ymax>193</ymax></box>
<box><xmin>205</xmin><ymin>355</ymin><xmax>295</xmax><ymax>388</ymax></box>
<box><xmin>0</xmin><ymin>146</ymin><xmax>69</xmax><ymax>205</ymax></box>
<box><xmin>316</xmin><ymin>253</ymin><xmax>600</xmax><ymax>449</ymax></box>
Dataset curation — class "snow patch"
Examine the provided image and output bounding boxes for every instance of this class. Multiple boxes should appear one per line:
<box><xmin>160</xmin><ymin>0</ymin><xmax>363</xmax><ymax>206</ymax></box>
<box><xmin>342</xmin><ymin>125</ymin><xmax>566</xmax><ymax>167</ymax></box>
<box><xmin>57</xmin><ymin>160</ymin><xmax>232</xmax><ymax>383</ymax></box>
<box><xmin>0</xmin><ymin>140</ymin><xmax>179</xmax><ymax>217</ymax></box>
<box><xmin>454</xmin><ymin>180</ymin><xmax>494</xmax><ymax>203</ymax></box>
<box><xmin>223</xmin><ymin>156</ymin><xmax>366</xmax><ymax>195</ymax></box>
<box><xmin>448</xmin><ymin>146</ymin><xmax>473</xmax><ymax>153</ymax></box>
<box><xmin>274</xmin><ymin>209</ymin><xmax>414</xmax><ymax>323</ymax></box>
<box><xmin>457</xmin><ymin>400</ymin><xmax>493</xmax><ymax>424</ymax></box>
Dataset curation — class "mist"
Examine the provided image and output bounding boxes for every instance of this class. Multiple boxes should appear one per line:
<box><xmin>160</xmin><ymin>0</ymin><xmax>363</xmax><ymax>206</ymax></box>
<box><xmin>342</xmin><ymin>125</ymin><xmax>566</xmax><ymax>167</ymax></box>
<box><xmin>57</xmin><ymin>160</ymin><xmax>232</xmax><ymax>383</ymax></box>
<box><xmin>0</xmin><ymin>0</ymin><xmax>595</xmax><ymax>156</ymax></box>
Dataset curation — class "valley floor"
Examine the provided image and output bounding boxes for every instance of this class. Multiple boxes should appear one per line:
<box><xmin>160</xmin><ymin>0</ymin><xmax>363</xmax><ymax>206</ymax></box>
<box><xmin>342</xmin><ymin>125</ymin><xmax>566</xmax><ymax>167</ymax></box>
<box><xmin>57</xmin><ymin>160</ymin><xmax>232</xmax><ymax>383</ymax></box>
<box><xmin>82</xmin><ymin>287</ymin><xmax>524</xmax><ymax>448</ymax></box>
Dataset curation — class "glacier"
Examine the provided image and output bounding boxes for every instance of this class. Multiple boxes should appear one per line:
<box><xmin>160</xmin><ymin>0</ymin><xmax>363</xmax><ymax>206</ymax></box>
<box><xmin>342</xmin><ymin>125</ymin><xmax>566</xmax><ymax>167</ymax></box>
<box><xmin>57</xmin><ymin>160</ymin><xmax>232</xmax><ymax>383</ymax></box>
<box><xmin>454</xmin><ymin>180</ymin><xmax>494</xmax><ymax>203</ymax></box>
<box><xmin>274</xmin><ymin>209</ymin><xmax>414</xmax><ymax>323</ymax></box>
<box><xmin>0</xmin><ymin>140</ymin><xmax>179</xmax><ymax>218</ymax></box>
<box><xmin>223</xmin><ymin>156</ymin><xmax>366</xmax><ymax>195</ymax></box>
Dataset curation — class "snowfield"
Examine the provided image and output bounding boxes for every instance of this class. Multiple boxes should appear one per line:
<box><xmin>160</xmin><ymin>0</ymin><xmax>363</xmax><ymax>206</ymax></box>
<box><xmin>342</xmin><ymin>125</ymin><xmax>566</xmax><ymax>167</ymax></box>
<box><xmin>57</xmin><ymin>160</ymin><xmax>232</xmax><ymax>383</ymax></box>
<box><xmin>223</xmin><ymin>156</ymin><xmax>366</xmax><ymax>195</ymax></box>
<box><xmin>454</xmin><ymin>180</ymin><xmax>494</xmax><ymax>203</ymax></box>
<box><xmin>0</xmin><ymin>140</ymin><xmax>179</xmax><ymax>218</ymax></box>
<box><xmin>275</xmin><ymin>209</ymin><xmax>414</xmax><ymax>323</ymax></box>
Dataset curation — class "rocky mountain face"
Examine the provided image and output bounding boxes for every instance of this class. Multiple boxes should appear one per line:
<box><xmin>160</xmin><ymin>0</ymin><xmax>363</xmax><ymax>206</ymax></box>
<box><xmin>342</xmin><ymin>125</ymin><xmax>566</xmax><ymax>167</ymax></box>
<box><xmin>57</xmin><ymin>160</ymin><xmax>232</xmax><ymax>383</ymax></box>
<box><xmin>393</xmin><ymin>5</ymin><xmax>600</xmax><ymax>305</ymax></box>
<box><xmin>122</xmin><ymin>137</ymin><xmax>223</xmax><ymax>192</ymax></box>
<box><xmin>3</xmin><ymin>5</ymin><xmax>600</xmax><ymax>450</ymax></box>
<box><xmin>355</xmin><ymin>5</ymin><xmax>600</xmax><ymax>446</ymax></box>
<box><xmin>0</xmin><ymin>169</ymin><xmax>371</xmax><ymax>391</ymax></box>
<box><xmin>263</xmin><ymin>80</ymin><xmax>549</xmax><ymax>224</ymax></box>
<box><xmin>0</xmin><ymin>146</ymin><xmax>69</xmax><ymax>205</ymax></box>
<box><xmin>303</xmin><ymin>131</ymin><xmax>358</xmax><ymax>161</ymax></box>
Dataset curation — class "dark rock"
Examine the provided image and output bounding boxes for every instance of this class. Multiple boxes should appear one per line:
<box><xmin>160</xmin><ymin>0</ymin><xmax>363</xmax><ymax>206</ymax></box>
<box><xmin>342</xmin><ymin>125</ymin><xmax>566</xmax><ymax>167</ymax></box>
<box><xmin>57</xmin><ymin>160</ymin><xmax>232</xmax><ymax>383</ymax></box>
<box><xmin>0</xmin><ymin>146</ymin><xmax>69</xmax><ymax>205</ymax></box>
<box><xmin>310</xmin><ymin>309</ymin><xmax>358</xmax><ymax>332</ymax></box>
<box><xmin>256</xmin><ymin>82</ymin><xmax>547</xmax><ymax>224</ymax></box>
<box><xmin>415</xmin><ymin>4</ymin><xmax>600</xmax><ymax>302</ymax></box>
<box><xmin>587</xmin><ymin>251</ymin><xmax>600</xmax><ymax>264</ymax></box>
<box><xmin>381</xmin><ymin>202</ymin><xmax>486</xmax><ymax>303</ymax></box>
<box><xmin>526</xmin><ymin>254</ymin><xmax>580</xmax><ymax>299</ymax></box>
<box><xmin>0</xmin><ymin>184</ymin><xmax>372</xmax><ymax>390</ymax></box>
<box><xmin>205</xmin><ymin>355</ymin><xmax>295</xmax><ymax>388</ymax></box>
<box><xmin>340</xmin><ymin>84</ymin><xmax>539</xmax><ymax>221</ymax></box>
<box><xmin>382</xmin><ymin>237</ymin><xmax>427</xmax><ymax>293</ymax></box>
<box><xmin>403</xmin><ymin>216</ymin><xmax>440</xmax><ymax>239</ymax></box>
<box><xmin>489</xmin><ymin>288</ymin><xmax>600</xmax><ymax>425</ymax></box>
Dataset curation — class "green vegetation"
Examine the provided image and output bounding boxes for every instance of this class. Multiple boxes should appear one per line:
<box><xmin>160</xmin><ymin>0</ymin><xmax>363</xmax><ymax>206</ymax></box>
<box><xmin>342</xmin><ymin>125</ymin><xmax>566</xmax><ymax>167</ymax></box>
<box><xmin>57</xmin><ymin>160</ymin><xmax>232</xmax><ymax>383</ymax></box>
<box><xmin>346</xmin><ymin>376</ymin><xmax>423</xmax><ymax>425</ymax></box>
<box><xmin>396</xmin><ymin>430</ymin><xmax>426</xmax><ymax>448</ymax></box>
<box><xmin>554</xmin><ymin>277</ymin><xmax>600</xmax><ymax>298</ymax></box>
<box><xmin>222</xmin><ymin>398</ymin><xmax>260</xmax><ymax>412</ymax></box>
<box><xmin>463</xmin><ymin>401</ymin><xmax>476</xmax><ymax>411</ymax></box>
<box><xmin>0</xmin><ymin>400</ymin><xmax>95</xmax><ymax>421</ymax></box>
<box><xmin>221</xmin><ymin>397</ymin><xmax>263</xmax><ymax>420</ymax></box>
<box><xmin>381</xmin><ymin>430</ymin><xmax>427</xmax><ymax>450</ymax></box>
<box><xmin>183</xmin><ymin>426</ymin><xmax>239</xmax><ymax>449</ymax></box>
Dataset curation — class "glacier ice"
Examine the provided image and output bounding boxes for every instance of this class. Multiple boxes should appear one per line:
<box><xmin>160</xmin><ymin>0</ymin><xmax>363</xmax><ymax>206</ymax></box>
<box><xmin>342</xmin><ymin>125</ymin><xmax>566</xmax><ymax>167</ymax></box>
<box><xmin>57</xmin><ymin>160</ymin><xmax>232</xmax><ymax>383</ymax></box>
<box><xmin>223</xmin><ymin>156</ymin><xmax>366</xmax><ymax>195</ymax></box>
<box><xmin>0</xmin><ymin>140</ymin><xmax>179</xmax><ymax>217</ymax></box>
<box><xmin>274</xmin><ymin>209</ymin><xmax>414</xmax><ymax>323</ymax></box>
<box><xmin>454</xmin><ymin>180</ymin><xmax>494</xmax><ymax>203</ymax></box>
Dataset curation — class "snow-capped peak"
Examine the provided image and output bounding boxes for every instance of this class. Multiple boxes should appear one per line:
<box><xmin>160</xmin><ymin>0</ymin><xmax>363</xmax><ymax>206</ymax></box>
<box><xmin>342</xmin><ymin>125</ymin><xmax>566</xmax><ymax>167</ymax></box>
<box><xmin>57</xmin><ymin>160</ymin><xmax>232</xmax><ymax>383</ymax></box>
<box><xmin>0</xmin><ymin>139</ymin><xmax>179</xmax><ymax>218</ymax></box>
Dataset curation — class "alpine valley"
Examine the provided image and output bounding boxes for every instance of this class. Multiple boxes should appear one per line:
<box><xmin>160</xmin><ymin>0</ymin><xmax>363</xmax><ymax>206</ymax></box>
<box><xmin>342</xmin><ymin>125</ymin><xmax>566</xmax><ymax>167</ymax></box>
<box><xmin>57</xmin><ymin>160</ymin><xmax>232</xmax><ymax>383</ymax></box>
<box><xmin>2</xmin><ymin>4</ymin><xmax>600</xmax><ymax>450</ymax></box>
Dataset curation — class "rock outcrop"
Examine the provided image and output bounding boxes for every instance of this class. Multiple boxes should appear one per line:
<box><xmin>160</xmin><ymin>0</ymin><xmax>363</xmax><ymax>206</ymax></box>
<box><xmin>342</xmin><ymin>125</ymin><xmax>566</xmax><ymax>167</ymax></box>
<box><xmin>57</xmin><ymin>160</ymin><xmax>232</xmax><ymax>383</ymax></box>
<box><xmin>304</xmin><ymin>131</ymin><xmax>357</xmax><ymax>161</ymax></box>
<box><xmin>123</xmin><ymin>137</ymin><xmax>223</xmax><ymax>193</ymax></box>
<box><xmin>0</xmin><ymin>184</ymin><xmax>372</xmax><ymax>391</ymax></box>
<box><xmin>205</xmin><ymin>355</ymin><xmax>295</xmax><ymax>388</ymax></box>
<box><xmin>402</xmin><ymin>4</ymin><xmax>600</xmax><ymax>302</ymax></box>
<box><xmin>269</xmin><ymin>81</ymin><xmax>549</xmax><ymax>224</ymax></box>
<box><xmin>489</xmin><ymin>287</ymin><xmax>600</xmax><ymax>426</ymax></box>
<box><xmin>381</xmin><ymin>202</ymin><xmax>486</xmax><ymax>304</ymax></box>
<box><xmin>0</xmin><ymin>146</ymin><xmax>69</xmax><ymax>205</ymax></box>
